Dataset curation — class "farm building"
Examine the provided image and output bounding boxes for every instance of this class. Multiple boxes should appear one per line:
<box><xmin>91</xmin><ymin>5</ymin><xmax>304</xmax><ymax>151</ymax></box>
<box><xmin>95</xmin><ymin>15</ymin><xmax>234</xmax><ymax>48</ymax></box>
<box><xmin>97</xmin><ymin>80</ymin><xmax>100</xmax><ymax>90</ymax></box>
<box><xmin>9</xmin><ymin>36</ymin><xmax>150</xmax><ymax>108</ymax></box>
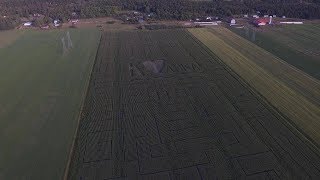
<box><xmin>280</xmin><ymin>22</ymin><xmax>303</xmax><ymax>24</ymax></box>
<box><xmin>253</xmin><ymin>18</ymin><xmax>269</xmax><ymax>26</ymax></box>
<box><xmin>54</xmin><ymin>20</ymin><xmax>60</xmax><ymax>27</ymax></box>
<box><xmin>23</xmin><ymin>22</ymin><xmax>32</xmax><ymax>26</ymax></box>
<box><xmin>194</xmin><ymin>22</ymin><xmax>218</xmax><ymax>26</ymax></box>
<box><xmin>206</xmin><ymin>16</ymin><xmax>212</xmax><ymax>21</ymax></box>
<box><xmin>230</xmin><ymin>19</ymin><xmax>236</xmax><ymax>26</ymax></box>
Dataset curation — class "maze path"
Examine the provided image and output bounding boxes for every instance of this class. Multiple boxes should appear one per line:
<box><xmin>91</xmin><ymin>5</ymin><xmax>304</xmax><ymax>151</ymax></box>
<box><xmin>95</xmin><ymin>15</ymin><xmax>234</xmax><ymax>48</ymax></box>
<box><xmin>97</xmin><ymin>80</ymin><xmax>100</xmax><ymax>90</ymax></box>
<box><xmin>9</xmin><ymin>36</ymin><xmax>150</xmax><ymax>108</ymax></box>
<box><xmin>68</xmin><ymin>30</ymin><xmax>320</xmax><ymax>179</ymax></box>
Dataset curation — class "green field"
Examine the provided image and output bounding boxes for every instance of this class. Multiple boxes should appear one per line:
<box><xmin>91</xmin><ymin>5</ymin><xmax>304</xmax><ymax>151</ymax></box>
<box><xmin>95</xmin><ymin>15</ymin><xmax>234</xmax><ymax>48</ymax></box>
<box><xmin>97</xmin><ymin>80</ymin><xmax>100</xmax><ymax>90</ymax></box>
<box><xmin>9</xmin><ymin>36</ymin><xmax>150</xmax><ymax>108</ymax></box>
<box><xmin>189</xmin><ymin>27</ymin><xmax>320</xmax><ymax>147</ymax></box>
<box><xmin>0</xmin><ymin>29</ymin><xmax>100</xmax><ymax>179</ymax></box>
<box><xmin>230</xmin><ymin>24</ymin><xmax>320</xmax><ymax>79</ymax></box>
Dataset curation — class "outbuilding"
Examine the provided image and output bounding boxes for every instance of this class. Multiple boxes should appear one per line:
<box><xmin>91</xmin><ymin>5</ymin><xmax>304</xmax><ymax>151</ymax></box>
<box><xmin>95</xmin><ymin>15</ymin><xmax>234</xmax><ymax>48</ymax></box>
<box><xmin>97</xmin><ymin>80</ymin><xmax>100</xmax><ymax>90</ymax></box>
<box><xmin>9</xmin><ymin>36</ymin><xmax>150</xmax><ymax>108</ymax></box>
<box><xmin>54</xmin><ymin>19</ymin><xmax>60</xmax><ymax>27</ymax></box>
<box><xmin>194</xmin><ymin>22</ymin><xmax>218</xmax><ymax>26</ymax></box>
<box><xmin>253</xmin><ymin>18</ymin><xmax>269</xmax><ymax>26</ymax></box>
<box><xmin>280</xmin><ymin>22</ymin><xmax>303</xmax><ymax>24</ymax></box>
<box><xmin>230</xmin><ymin>19</ymin><xmax>236</xmax><ymax>26</ymax></box>
<box><xmin>23</xmin><ymin>22</ymin><xmax>32</xmax><ymax>26</ymax></box>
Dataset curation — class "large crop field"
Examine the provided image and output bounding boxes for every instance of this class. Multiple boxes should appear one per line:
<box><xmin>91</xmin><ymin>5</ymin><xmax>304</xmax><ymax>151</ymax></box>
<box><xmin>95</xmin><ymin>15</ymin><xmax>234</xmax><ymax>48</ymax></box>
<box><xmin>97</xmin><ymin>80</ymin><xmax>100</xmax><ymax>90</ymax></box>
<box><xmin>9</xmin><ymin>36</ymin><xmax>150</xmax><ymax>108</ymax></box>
<box><xmin>67</xmin><ymin>29</ymin><xmax>320</xmax><ymax>179</ymax></box>
<box><xmin>230</xmin><ymin>24</ymin><xmax>320</xmax><ymax>79</ymax></box>
<box><xmin>0</xmin><ymin>29</ymin><xmax>100</xmax><ymax>179</ymax></box>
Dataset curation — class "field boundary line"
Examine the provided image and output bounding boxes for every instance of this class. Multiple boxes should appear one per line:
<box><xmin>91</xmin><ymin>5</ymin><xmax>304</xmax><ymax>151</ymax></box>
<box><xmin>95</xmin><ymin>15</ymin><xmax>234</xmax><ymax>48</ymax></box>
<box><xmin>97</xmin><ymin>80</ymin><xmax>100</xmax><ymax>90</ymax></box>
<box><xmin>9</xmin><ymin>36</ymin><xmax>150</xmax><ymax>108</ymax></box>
<box><xmin>62</xmin><ymin>33</ymin><xmax>102</xmax><ymax>180</ymax></box>
<box><xmin>186</xmin><ymin>28</ymin><xmax>320</xmax><ymax>156</ymax></box>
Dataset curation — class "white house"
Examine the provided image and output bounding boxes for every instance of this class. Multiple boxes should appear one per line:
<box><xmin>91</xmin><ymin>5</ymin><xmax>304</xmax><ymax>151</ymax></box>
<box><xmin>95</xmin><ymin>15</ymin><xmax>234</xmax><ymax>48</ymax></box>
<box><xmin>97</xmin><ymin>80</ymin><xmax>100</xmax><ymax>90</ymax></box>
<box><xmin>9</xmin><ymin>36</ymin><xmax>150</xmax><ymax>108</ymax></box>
<box><xmin>230</xmin><ymin>19</ymin><xmax>236</xmax><ymax>26</ymax></box>
<box><xmin>23</xmin><ymin>22</ymin><xmax>32</xmax><ymax>26</ymax></box>
<box><xmin>54</xmin><ymin>20</ymin><xmax>60</xmax><ymax>27</ymax></box>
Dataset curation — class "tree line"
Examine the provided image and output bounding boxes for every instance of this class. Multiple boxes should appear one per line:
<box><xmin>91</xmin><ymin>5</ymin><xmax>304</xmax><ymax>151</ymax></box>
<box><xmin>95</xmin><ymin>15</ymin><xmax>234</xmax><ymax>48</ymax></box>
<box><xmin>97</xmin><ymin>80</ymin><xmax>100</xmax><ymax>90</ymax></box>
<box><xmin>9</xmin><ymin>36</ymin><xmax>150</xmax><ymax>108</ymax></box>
<box><xmin>1</xmin><ymin>0</ymin><xmax>320</xmax><ymax>30</ymax></box>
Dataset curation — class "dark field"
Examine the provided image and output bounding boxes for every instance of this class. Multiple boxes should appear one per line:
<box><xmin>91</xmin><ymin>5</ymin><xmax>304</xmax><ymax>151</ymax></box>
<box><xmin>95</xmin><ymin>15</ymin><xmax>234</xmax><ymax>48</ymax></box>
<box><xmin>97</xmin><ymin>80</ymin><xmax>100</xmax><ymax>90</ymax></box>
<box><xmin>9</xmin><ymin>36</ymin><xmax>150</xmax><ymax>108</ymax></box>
<box><xmin>67</xmin><ymin>29</ymin><xmax>320</xmax><ymax>179</ymax></box>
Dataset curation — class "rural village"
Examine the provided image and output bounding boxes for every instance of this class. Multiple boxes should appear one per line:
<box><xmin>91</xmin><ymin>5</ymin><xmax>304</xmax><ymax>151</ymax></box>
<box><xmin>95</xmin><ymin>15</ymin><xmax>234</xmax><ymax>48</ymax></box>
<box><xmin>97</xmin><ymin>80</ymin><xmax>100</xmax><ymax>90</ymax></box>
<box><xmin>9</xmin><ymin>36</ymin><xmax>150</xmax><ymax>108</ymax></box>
<box><xmin>11</xmin><ymin>10</ymin><xmax>309</xmax><ymax>31</ymax></box>
<box><xmin>1</xmin><ymin>0</ymin><xmax>320</xmax><ymax>179</ymax></box>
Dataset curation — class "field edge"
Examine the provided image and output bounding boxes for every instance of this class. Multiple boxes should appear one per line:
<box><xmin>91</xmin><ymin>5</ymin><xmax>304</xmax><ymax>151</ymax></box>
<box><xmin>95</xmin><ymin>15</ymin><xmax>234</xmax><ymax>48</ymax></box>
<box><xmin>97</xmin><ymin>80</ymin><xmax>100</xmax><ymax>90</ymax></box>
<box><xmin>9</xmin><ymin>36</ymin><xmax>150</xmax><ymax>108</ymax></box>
<box><xmin>62</xmin><ymin>33</ymin><xmax>102</xmax><ymax>180</ymax></box>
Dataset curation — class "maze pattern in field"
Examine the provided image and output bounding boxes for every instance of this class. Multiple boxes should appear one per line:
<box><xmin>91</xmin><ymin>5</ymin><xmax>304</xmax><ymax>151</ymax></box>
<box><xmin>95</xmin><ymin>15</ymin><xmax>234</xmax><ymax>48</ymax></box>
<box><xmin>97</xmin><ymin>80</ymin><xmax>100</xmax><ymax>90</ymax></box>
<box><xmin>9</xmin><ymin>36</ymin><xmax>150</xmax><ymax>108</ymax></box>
<box><xmin>68</xmin><ymin>29</ymin><xmax>320</xmax><ymax>179</ymax></box>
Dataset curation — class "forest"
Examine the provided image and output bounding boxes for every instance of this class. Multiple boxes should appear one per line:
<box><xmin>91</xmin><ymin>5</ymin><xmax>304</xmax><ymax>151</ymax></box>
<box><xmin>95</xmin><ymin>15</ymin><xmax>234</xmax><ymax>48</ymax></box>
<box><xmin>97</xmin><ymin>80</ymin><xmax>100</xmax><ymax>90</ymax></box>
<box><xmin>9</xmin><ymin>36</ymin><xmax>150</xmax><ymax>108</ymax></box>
<box><xmin>0</xmin><ymin>0</ymin><xmax>320</xmax><ymax>30</ymax></box>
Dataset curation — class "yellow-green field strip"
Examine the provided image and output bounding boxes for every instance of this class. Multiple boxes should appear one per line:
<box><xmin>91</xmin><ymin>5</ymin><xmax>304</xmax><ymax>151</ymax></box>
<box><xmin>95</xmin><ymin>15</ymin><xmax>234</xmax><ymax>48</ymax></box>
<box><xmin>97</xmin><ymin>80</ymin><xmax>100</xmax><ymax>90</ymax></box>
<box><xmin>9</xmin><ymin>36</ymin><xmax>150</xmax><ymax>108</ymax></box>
<box><xmin>208</xmin><ymin>27</ymin><xmax>320</xmax><ymax>105</ymax></box>
<box><xmin>188</xmin><ymin>27</ymin><xmax>320</xmax><ymax>146</ymax></box>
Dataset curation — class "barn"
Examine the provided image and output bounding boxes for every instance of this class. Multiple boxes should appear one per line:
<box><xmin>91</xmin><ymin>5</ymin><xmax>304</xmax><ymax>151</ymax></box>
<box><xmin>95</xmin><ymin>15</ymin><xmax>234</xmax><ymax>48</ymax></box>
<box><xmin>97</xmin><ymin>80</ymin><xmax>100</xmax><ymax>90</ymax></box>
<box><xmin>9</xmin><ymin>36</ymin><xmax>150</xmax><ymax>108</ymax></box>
<box><xmin>253</xmin><ymin>18</ymin><xmax>269</xmax><ymax>26</ymax></box>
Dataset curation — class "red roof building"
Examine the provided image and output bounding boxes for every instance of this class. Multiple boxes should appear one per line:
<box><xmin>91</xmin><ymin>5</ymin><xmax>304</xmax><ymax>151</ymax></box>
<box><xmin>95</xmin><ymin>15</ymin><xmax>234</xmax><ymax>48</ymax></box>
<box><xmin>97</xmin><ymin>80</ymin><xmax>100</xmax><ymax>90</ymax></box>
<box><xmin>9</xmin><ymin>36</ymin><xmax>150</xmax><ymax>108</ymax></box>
<box><xmin>253</xmin><ymin>18</ymin><xmax>269</xmax><ymax>26</ymax></box>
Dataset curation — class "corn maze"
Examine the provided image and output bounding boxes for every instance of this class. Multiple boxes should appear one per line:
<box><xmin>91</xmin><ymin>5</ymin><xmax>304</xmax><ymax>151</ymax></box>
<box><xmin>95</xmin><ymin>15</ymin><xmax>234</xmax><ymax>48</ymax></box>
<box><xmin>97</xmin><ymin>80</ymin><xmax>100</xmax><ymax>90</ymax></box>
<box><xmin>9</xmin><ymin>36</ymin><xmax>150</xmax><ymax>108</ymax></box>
<box><xmin>67</xmin><ymin>29</ymin><xmax>320</xmax><ymax>179</ymax></box>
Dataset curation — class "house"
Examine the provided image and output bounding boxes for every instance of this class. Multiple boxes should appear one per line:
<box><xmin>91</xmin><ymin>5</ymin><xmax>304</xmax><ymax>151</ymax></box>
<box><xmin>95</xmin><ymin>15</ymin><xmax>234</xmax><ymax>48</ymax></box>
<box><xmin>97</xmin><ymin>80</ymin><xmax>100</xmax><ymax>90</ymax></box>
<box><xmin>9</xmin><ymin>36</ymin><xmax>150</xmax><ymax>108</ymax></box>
<box><xmin>244</xmin><ymin>15</ymin><xmax>248</xmax><ymax>18</ymax></box>
<box><xmin>263</xmin><ymin>15</ymin><xmax>269</xmax><ymax>18</ymax></box>
<box><xmin>253</xmin><ymin>15</ymin><xmax>259</xmax><ymax>18</ymax></box>
<box><xmin>206</xmin><ymin>16</ymin><xmax>212</xmax><ymax>21</ymax></box>
<box><xmin>282</xmin><ymin>16</ymin><xmax>286</xmax><ymax>18</ymax></box>
<box><xmin>273</xmin><ymin>15</ymin><xmax>277</xmax><ymax>18</ymax></box>
<box><xmin>23</xmin><ymin>22</ymin><xmax>32</xmax><ymax>26</ymax></box>
<box><xmin>54</xmin><ymin>20</ymin><xmax>60</xmax><ymax>27</ymax></box>
<box><xmin>230</xmin><ymin>19</ymin><xmax>236</xmax><ymax>26</ymax></box>
<box><xmin>253</xmin><ymin>18</ymin><xmax>269</xmax><ymax>26</ymax></box>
